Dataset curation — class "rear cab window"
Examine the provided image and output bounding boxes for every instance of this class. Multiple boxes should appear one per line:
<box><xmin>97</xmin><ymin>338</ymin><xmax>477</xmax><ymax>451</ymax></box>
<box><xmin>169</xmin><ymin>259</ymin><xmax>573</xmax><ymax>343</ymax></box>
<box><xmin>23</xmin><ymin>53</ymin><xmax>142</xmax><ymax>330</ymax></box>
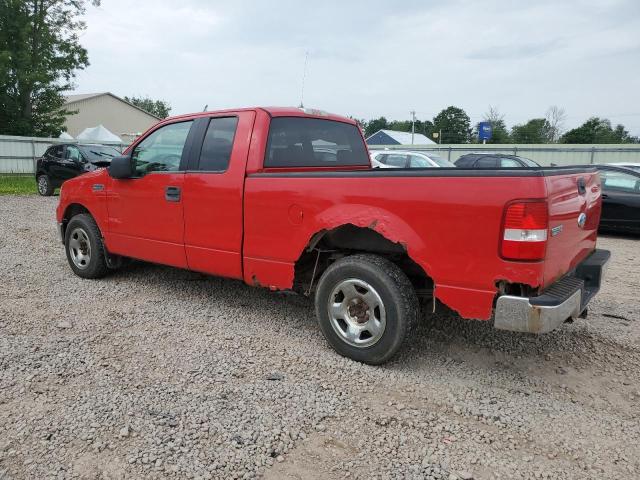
<box><xmin>264</xmin><ymin>117</ymin><xmax>369</xmax><ymax>168</ymax></box>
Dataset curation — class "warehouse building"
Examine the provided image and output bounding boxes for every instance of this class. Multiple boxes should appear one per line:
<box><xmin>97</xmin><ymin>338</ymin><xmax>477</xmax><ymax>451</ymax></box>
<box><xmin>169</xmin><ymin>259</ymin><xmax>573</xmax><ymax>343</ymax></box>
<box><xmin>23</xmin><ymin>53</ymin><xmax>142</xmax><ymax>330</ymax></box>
<box><xmin>63</xmin><ymin>92</ymin><xmax>161</xmax><ymax>140</ymax></box>
<box><xmin>366</xmin><ymin>129</ymin><xmax>436</xmax><ymax>145</ymax></box>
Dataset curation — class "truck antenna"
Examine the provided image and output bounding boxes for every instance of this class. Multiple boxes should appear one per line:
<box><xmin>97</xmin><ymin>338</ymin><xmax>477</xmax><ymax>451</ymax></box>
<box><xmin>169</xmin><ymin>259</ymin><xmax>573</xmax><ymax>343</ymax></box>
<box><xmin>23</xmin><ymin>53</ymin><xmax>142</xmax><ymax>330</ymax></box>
<box><xmin>299</xmin><ymin>51</ymin><xmax>309</xmax><ymax>108</ymax></box>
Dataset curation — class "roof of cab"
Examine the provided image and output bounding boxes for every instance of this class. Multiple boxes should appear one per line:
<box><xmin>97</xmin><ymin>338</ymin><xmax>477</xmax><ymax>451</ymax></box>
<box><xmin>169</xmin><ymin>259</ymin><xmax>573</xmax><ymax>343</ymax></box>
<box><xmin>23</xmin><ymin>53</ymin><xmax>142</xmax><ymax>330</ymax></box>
<box><xmin>158</xmin><ymin>107</ymin><xmax>356</xmax><ymax>125</ymax></box>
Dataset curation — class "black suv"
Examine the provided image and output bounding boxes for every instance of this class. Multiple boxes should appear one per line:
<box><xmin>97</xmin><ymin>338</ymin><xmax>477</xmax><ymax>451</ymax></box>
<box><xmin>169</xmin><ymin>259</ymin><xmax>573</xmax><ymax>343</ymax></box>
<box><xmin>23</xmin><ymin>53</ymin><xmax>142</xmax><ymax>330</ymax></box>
<box><xmin>35</xmin><ymin>143</ymin><xmax>121</xmax><ymax>196</ymax></box>
<box><xmin>454</xmin><ymin>153</ymin><xmax>540</xmax><ymax>168</ymax></box>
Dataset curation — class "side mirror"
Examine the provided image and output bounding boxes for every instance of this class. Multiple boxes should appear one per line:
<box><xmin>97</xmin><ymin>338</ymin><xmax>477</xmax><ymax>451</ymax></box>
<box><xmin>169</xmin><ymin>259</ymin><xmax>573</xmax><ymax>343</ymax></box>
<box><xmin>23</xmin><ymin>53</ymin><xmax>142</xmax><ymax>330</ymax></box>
<box><xmin>108</xmin><ymin>154</ymin><xmax>134</xmax><ymax>179</ymax></box>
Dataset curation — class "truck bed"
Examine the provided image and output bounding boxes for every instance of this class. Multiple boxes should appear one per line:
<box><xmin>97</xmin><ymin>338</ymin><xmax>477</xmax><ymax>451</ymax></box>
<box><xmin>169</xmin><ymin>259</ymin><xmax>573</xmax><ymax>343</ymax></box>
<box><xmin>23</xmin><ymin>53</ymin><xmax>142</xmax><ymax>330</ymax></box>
<box><xmin>242</xmin><ymin>166</ymin><xmax>601</xmax><ymax>320</ymax></box>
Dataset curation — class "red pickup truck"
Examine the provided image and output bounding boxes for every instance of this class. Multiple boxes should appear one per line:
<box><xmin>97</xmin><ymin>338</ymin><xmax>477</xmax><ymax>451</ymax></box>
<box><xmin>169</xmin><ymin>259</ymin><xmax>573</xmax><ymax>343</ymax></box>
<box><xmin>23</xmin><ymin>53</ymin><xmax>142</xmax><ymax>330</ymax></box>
<box><xmin>56</xmin><ymin>107</ymin><xmax>610</xmax><ymax>364</ymax></box>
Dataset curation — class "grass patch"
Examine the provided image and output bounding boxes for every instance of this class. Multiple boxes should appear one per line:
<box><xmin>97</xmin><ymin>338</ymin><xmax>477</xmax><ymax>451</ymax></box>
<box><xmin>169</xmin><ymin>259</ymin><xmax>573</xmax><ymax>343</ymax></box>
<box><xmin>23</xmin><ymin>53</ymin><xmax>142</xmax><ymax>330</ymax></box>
<box><xmin>0</xmin><ymin>175</ymin><xmax>38</xmax><ymax>195</ymax></box>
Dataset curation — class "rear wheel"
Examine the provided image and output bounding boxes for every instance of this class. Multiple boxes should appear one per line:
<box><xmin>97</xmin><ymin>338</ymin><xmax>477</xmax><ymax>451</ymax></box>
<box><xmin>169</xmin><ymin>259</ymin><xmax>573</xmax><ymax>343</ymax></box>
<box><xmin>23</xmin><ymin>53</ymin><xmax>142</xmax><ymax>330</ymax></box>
<box><xmin>64</xmin><ymin>214</ymin><xmax>109</xmax><ymax>279</ymax></box>
<box><xmin>37</xmin><ymin>174</ymin><xmax>53</xmax><ymax>196</ymax></box>
<box><xmin>314</xmin><ymin>254</ymin><xmax>419</xmax><ymax>365</ymax></box>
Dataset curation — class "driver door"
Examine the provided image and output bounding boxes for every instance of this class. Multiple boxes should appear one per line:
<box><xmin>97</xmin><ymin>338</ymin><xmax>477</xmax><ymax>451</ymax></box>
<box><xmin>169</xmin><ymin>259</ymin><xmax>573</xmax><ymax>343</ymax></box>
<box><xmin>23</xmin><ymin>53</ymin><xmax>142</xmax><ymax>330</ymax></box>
<box><xmin>105</xmin><ymin>120</ymin><xmax>195</xmax><ymax>268</ymax></box>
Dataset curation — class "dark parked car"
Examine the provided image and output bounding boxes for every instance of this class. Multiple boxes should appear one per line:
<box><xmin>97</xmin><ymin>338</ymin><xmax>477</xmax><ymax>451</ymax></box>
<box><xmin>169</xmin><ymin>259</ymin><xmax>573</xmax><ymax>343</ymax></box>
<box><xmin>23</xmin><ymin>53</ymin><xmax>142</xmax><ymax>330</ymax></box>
<box><xmin>455</xmin><ymin>153</ymin><xmax>540</xmax><ymax>168</ymax></box>
<box><xmin>35</xmin><ymin>143</ymin><xmax>121</xmax><ymax>196</ymax></box>
<box><xmin>594</xmin><ymin>165</ymin><xmax>640</xmax><ymax>234</ymax></box>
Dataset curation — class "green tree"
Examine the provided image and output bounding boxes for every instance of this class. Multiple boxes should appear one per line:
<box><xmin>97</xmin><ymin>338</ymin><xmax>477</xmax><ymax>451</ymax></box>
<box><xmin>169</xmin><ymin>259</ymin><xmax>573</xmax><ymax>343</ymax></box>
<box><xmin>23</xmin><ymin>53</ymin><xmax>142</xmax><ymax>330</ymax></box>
<box><xmin>363</xmin><ymin>116</ymin><xmax>389</xmax><ymax>137</ymax></box>
<box><xmin>124</xmin><ymin>95</ymin><xmax>171</xmax><ymax>119</ymax></box>
<box><xmin>0</xmin><ymin>0</ymin><xmax>98</xmax><ymax>137</ymax></box>
<box><xmin>561</xmin><ymin>117</ymin><xmax>638</xmax><ymax>144</ymax></box>
<box><xmin>476</xmin><ymin>105</ymin><xmax>510</xmax><ymax>143</ymax></box>
<box><xmin>433</xmin><ymin>106</ymin><xmax>471</xmax><ymax>143</ymax></box>
<box><xmin>511</xmin><ymin>118</ymin><xmax>552</xmax><ymax>143</ymax></box>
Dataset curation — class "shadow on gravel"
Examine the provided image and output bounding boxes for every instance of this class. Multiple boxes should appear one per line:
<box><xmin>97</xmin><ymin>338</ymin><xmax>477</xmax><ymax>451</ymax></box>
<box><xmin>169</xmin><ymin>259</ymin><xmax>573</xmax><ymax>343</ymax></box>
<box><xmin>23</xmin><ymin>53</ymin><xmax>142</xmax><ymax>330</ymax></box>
<box><xmin>98</xmin><ymin>260</ymin><xmax>638</xmax><ymax>375</ymax></box>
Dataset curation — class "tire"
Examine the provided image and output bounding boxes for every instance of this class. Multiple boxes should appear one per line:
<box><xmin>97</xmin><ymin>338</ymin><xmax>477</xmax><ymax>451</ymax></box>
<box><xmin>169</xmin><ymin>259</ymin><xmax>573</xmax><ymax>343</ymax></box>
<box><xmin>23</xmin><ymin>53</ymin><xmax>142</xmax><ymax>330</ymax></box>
<box><xmin>64</xmin><ymin>214</ymin><xmax>109</xmax><ymax>279</ymax></box>
<box><xmin>37</xmin><ymin>174</ymin><xmax>54</xmax><ymax>196</ymax></box>
<box><xmin>314</xmin><ymin>254</ymin><xmax>419</xmax><ymax>365</ymax></box>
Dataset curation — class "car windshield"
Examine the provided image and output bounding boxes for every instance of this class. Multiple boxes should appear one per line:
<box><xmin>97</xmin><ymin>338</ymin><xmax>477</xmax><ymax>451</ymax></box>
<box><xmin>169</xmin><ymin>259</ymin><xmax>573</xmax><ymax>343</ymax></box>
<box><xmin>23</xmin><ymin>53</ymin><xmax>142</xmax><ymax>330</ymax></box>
<box><xmin>426</xmin><ymin>154</ymin><xmax>455</xmax><ymax>167</ymax></box>
<box><xmin>80</xmin><ymin>145</ymin><xmax>120</xmax><ymax>161</ymax></box>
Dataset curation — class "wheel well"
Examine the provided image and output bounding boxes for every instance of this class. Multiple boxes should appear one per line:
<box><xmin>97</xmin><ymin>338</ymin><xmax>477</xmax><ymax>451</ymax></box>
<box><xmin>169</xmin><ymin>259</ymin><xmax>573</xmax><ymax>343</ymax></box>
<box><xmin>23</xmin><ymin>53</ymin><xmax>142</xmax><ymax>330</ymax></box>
<box><xmin>293</xmin><ymin>224</ymin><xmax>433</xmax><ymax>298</ymax></box>
<box><xmin>61</xmin><ymin>204</ymin><xmax>91</xmax><ymax>237</ymax></box>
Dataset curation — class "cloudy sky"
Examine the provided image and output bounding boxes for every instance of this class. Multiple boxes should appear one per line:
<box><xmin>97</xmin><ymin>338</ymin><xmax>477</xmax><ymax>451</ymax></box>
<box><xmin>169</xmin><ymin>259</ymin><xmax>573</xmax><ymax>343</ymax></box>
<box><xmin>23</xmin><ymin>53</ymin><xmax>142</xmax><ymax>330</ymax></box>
<box><xmin>74</xmin><ymin>0</ymin><xmax>640</xmax><ymax>134</ymax></box>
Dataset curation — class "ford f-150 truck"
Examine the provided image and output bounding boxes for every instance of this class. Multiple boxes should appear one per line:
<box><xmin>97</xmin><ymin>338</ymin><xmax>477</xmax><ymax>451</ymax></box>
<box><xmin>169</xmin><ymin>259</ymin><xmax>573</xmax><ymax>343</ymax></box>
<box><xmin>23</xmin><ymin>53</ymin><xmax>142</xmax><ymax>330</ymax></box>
<box><xmin>56</xmin><ymin>107</ymin><xmax>610</xmax><ymax>364</ymax></box>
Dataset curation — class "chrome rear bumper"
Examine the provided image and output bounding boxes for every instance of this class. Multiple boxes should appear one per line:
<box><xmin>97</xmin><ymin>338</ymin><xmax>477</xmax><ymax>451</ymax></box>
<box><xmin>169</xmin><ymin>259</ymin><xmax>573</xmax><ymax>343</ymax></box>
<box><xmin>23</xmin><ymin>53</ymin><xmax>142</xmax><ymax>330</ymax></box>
<box><xmin>494</xmin><ymin>249</ymin><xmax>610</xmax><ymax>334</ymax></box>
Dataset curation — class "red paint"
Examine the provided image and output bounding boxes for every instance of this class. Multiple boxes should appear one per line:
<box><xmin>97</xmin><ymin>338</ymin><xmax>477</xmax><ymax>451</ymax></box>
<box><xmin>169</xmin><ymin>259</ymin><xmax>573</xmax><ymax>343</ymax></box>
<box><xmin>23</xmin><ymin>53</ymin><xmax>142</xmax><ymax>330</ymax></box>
<box><xmin>57</xmin><ymin>107</ymin><xmax>601</xmax><ymax>321</ymax></box>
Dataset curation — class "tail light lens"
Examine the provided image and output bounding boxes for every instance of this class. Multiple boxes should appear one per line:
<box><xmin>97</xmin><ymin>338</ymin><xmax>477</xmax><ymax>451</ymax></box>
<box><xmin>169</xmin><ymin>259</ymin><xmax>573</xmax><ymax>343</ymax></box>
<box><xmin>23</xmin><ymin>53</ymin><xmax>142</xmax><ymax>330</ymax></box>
<box><xmin>501</xmin><ymin>201</ymin><xmax>548</xmax><ymax>261</ymax></box>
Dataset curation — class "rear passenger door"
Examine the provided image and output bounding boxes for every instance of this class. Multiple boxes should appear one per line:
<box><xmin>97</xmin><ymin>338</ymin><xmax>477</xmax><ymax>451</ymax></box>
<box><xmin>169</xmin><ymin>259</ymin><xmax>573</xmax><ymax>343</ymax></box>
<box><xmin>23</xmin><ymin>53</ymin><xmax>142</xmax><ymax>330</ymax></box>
<box><xmin>46</xmin><ymin>145</ymin><xmax>66</xmax><ymax>184</ymax></box>
<box><xmin>182</xmin><ymin>111</ymin><xmax>255</xmax><ymax>279</ymax></box>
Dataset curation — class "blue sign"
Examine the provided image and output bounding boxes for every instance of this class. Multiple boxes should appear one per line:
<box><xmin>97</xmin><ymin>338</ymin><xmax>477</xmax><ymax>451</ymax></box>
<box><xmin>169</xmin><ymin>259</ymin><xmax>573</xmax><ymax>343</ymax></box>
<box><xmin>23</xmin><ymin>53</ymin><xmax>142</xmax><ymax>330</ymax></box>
<box><xmin>478</xmin><ymin>122</ymin><xmax>493</xmax><ymax>141</ymax></box>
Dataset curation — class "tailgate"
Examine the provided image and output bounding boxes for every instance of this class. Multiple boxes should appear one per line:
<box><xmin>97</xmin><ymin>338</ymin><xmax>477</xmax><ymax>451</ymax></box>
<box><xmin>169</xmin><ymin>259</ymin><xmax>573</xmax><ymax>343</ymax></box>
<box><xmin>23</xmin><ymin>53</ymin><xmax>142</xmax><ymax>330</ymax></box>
<box><xmin>544</xmin><ymin>170</ymin><xmax>602</xmax><ymax>286</ymax></box>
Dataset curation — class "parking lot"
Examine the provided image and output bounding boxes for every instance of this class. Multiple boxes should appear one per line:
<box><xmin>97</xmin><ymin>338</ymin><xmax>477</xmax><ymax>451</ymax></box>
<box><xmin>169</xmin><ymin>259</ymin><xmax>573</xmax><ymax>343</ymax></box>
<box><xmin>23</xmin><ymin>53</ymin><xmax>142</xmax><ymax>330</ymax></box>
<box><xmin>0</xmin><ymin>195</ymin><xmax>638</xmax><ymax>480</ymax></box>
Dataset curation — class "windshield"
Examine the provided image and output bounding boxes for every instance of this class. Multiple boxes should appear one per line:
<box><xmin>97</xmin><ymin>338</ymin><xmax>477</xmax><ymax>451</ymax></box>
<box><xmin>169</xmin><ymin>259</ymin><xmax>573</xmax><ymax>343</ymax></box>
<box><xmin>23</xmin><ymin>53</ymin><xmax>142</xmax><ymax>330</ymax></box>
<box><xmin>425</xmin><ymin>154</ymin><xmax>456</xmax><ymax>167</ymax></box>
<box><xmin>80</xmin><ymin>145</ymin><xmax>121</xmax><ymax>161</ymax></box>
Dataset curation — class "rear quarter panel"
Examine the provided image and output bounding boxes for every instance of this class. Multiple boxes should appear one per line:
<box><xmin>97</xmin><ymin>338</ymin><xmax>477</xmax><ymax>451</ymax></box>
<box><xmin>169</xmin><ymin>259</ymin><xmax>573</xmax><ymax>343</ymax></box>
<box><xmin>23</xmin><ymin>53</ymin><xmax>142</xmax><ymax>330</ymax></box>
<box><xmin>243</xmin><ymin>172</ymin><xmax>550</xmax><ymax>319</ymax></box>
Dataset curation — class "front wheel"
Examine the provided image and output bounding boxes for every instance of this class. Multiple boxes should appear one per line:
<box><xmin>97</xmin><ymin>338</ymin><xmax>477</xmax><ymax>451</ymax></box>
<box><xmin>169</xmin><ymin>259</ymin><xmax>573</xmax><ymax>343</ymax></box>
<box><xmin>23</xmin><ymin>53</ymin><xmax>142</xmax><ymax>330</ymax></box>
<box><xmin>64</xmin><ymin>214</ymin><xmax>109</xmax><ymax>279</ymax></box>
<box><xmin>314</xmin><ymin>254</ymin><xmax>419</xmax><ymax>365</ymax></box>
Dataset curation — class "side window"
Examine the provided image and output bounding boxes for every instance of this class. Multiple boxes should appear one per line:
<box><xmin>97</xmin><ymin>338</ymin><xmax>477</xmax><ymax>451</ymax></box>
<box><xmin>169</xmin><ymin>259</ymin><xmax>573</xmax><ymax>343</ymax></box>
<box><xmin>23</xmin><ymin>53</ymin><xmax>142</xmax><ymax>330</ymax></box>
<box><xmin>264</xmin><ymin>117</ymin><xmax>369</xmax><ymax>168</ymax></box>
<box><xmin>47</xmin><ymin>146</ymin><xmax>63</xmax><ymax>159</ymax></box>
<box><xmin>500</xmin><ymin>158</ymin><xmax>521</xmax><ymax>168</ymax></box>
<box><xmin>132</xmin><ymin>121</ymin><xmax>193</xmax><ymax>176</ymax></box>
<box><xmin>476</xmin><ymin>157</ymin><xmax>497</xmax><ymax>168</ymax></box>
<box><xmin>600</xmin><ymin>170</ymin><xmax>639</xmax><ymax>193</ymax></box>
<box><xmin>409</xmin><ymin>155</ymin><xmax>431</xmax><ymax>168</ymax></box>
<box><xmin>385</xmin><ymin>154</ymin><xmax>408</xmax><ymax>167</ymax></box>
<box><xmin>65</xmin><ymin>145</ymin><xmax>83</xmax><ymax>162</ymax></box>
<box><xmin>197</xmin><ymin>117</ymin><xmax>238</xmax><ymax>171</ymax></box>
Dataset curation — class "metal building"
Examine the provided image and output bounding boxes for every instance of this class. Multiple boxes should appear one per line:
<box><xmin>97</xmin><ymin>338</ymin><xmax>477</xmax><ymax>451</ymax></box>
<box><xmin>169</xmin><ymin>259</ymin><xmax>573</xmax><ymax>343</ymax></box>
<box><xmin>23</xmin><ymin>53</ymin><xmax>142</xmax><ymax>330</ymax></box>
<box><xmin>366</xmin><ymin>129</ymin><xmax>436</xmax><ymax>146</ymax></box>
<box><xmin>63</xmin><ymin>93</ymin><xmax>161</xmax><ymax>141</ymax></box>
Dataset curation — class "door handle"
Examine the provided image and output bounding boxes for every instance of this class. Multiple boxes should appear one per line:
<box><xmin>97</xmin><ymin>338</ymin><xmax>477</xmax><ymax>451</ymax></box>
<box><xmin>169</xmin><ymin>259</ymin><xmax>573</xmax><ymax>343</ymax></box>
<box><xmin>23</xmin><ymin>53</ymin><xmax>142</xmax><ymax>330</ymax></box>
<box><xmin>165</xmin><ymin>186</ymin><xmax>181</xmax><ymax>202</ymax></box>
<box><xmin>602</xmin><ymin>193</ymin><xmax>609</xmax><ymax>199</ymax></box>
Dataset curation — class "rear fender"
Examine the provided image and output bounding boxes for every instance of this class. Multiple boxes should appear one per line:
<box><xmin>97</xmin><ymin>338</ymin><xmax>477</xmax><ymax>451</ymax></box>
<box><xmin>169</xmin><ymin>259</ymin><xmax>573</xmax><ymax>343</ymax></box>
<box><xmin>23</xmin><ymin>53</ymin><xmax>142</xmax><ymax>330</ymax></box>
<box><xmin>311</xmin><ymin>203</ymin><xmax>428</xmax><ymax>263</ymax></box>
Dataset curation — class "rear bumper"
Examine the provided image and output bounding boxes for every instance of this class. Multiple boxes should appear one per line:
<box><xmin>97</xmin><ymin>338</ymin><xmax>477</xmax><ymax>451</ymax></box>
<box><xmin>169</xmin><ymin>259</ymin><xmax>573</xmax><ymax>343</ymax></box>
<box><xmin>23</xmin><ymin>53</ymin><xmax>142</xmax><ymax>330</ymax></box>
<box><xmin>494</xmin><ymin>249</ymin><xmax>610</xmax><ymax>334</ymax></box>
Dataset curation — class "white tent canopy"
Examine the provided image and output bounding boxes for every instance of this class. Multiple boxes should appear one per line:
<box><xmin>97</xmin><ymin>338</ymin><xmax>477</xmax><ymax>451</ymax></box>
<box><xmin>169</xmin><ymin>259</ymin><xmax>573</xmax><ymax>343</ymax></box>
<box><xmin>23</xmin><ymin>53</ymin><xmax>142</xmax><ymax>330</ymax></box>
<box><xmin>58</xmin><ymin>131</ymin><xmax>74</xmax><ymax>140</ymax></box>
<box><xmin>75</xmin><ymin>124</ymin><xmax>122</xmax><ymax>143</ymax></box>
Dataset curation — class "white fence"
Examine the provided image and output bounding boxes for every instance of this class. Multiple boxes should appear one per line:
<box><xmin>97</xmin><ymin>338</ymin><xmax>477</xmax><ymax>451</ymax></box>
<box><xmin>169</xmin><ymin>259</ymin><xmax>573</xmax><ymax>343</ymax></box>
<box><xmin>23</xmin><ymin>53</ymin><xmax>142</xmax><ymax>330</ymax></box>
<box><xmin>1</xmin><ymin>133</ymin><xmax>640</xmax><ymax>173</ymax></box>
<box><xmin>0</xmin><ymin>135</ymin><xmax>128</xmax><ymax>174</ymax></box>
<box><xmin>368</xmin><ymin>143</ymin><xmax>640</xmax><ymax>166</ymax></box>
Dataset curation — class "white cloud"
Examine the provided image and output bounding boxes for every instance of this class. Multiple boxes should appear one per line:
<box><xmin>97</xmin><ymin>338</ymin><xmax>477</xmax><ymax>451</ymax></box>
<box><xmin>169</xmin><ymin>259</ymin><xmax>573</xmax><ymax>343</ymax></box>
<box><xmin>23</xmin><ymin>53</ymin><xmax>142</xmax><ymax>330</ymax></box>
<box><xmin>72</xmin><ymin>0</ymin><xmax>640</xmax><ymax>135</ymax></box>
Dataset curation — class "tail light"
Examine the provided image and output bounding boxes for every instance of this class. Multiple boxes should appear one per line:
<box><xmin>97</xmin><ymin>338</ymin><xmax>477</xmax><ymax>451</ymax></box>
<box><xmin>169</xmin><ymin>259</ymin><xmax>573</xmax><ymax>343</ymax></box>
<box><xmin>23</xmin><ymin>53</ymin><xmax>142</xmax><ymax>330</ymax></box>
<box><xmin>501</xmin><ymin>201</ymin><xmax>548</xmax><ymax>261</ymax></box>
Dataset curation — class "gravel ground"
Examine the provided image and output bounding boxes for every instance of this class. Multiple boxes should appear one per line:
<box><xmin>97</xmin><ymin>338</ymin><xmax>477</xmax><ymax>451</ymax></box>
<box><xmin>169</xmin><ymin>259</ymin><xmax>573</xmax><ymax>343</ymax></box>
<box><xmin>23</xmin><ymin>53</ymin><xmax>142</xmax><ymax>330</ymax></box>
<box><xmin>1</xmin><ymin>195</ymin><xmax>639</xmax><ymax>480</ymax></box>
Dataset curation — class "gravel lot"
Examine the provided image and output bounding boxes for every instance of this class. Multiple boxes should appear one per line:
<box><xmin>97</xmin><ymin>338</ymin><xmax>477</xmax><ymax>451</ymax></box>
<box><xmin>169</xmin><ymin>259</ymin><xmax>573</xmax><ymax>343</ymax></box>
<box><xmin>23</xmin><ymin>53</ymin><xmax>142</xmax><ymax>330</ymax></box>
<box><xmin>1</xmin><ymin>195</ymin><xmax>639</xmax><ymax>480</ymax></box>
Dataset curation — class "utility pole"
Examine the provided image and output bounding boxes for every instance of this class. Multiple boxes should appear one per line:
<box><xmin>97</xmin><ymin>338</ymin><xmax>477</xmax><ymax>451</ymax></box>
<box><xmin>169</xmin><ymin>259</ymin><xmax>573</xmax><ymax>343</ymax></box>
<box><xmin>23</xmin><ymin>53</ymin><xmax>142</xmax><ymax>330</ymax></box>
<box><xmin>439</xmin><ymin>129</ymin><xmax>442</xmax><ymax>144</ymax></box>
<box><xmin>410</xmin><ymin>110</ymin><xmax>416</xmax><ymax>145</ymax></box>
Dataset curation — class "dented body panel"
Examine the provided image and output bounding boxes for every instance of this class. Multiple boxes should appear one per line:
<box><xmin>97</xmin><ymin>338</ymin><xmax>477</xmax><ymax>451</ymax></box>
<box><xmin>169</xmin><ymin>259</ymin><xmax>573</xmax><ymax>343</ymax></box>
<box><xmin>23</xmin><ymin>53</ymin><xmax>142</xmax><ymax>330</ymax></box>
<box><xmin>243</xmin><ymin>173</ymin><xmax>553</xmax><ymax>319</ymax></box>
<box><xmin>56</xmin><ymin>106</ymin><xmax>603</xmax><ymax>324</ymax></box>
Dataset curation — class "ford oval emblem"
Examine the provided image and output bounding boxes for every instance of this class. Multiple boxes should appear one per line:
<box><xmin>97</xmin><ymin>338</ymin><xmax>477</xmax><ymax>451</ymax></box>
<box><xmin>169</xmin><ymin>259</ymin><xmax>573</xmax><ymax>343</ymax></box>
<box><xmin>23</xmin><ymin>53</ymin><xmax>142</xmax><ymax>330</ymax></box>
<box><xmin>577</xmin><ymin>212</ymin><xmax>587</xmax><ymax>229</ymax></box>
